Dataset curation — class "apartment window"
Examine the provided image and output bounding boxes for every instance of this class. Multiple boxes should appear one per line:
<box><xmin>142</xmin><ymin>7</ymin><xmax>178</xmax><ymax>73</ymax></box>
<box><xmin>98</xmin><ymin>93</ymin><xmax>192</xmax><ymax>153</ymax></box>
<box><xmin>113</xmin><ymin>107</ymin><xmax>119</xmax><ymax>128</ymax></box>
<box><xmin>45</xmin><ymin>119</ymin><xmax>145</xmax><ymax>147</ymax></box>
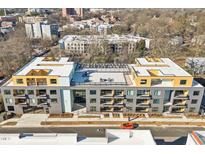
<box><xmin>27</xmin><ymin>90</ymin><xmax>34</xmax><ymax>95</ymax></box>
<box><xmin>126</xmin><ymin>107</ymin><xmax>132</xmax><ymax>112</ymax></box>
<box><xmin>90</xmin><ymin>90</ymin><xmax>96</xmax><ymax>95</ymax></box>
<box><xmin>140</xmin><ymin>79</ymin><xmax>147</xmax><ymax>84</ymax></box>
<box><xmin>127</xmin><ymin>90</ymin><xmax>134</xmax><ymax>96</ymax></box>
<box><xmin>163</xmin><ymin>106</ymin><xmax>170</xmax><ymax>112</ymax></box>
<box><xmin>127</xmin><ymin>99</ymin><xmax>133</xmax><ymax>103</ymax></box>
<box><xmin>4</xmin><ymin>90</ymin><xmax>11</xmax><ymax>95</ymax></box>
<box><xmin>50</xmin><ymin>90</ymin><xmax>57</xmax><ymax>95</ymax></box>
<box><xmin>153</xmin><ymin>99</ymin><xmax>160</xmax><ymax>104</ymax></box>
<box><xmin>16</xmin><ymin>79</ymin><xmax>23</xmax><ymax>84</ymax></box>
<box><xmin>189</xmin><ymin>107</ymin><xmax>196</xmax><ymax>112</ymax></box>
<box><xmin>191</xmin><ymin>99</ymin><xmax>198</xmax><ymax>104</ymax></box>
<box><xmin>5</xmin><ymin>98</ymin><xmax>13</xmax><ymax>104</ymax></box>
<box><xmin>152</xmin><ymin>107</ymin><xmax>159</xmax><ymax>112</ymax></box>
<box><xmin>51</xmin><ymin>98</ymin><xmax>58</xmax><ymax>103</ymax></box>
<box><xmin>29</xmin><ymin>98</ymin><xmax>35</xmax><ymax>104</ymax></box>
<box><xmin>90</xmin><ymin>99</ymin><xmax>96</xmax><ymax>104</ymax></box>
<box><xmin>7</xmin><ymin>106</ymin><xmax>14</xmax><ymax>111</ymax></box>
<box><xmin>153</xmin><ymin>90</ymin><xmax>161</xmax><ymax>96</ymax></box>
<box><xmin>50</xmin><ymin>79</ymin><xmax>57</xmax><ymax>84</ymax></box>
<box><xmin>193</xmin><ymin>91</ymin><xmax>200</xmax><ymax>96</ymax></box>
<box><xmin>90</xmin><ymin>106</ymin><xmax>96</xmax><ymax>112</ymax></box>
<box><xmin>137</xmin><ymin>90</ymin><xmax>149</xmax><ymax>96</ymax></box>
<box><xmin>180</xmin><ymin>80</ymin><xmax>187</xmax><ymax>85</ymax></box>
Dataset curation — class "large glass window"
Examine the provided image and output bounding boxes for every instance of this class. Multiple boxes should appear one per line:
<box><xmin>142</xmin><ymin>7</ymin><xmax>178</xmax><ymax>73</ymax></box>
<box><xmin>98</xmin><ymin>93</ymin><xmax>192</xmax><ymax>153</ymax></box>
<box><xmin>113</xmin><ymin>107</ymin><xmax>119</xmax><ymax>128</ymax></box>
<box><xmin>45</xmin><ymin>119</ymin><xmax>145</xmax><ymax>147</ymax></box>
<box><xmin>90</xmin><ymin>106</ymin><xmax>96</xmax><ymax>112</ymax></box>
<box><xmin>29</xmin><ymin>98</ymin><xmax>35</xmax><ymax>104</ymax></box>
<box><xmin>180</xmin><ymin>80</ymin><xmax>187</xmax><ymax>85</ymax></box>
<box><xmin>50</xmin><ymin>79</ymin><xmax>57</xmax><ymax>84</ymax></box>
<box><xmin>140</xmin><ymin>79</ymin><xmax>147</xmax><ymax>84</ymax></box>
<box><xmin>90</xmin><ymin>90</ymin><xmax>96</xmax><ymax>95</ymax></box>
<box><xmin>152</xmin><ymin>107</ymin><xmax>159</xmax><ymax>112</ymax></box>
<box><xmin>7</xmin><ymin>106</ymin><xmax>14</xmax><ymax>111</ymax></box>
<box><xmin>16</xmin><ymin>79</ymin><xmax>23</xmax><ymax>84</ymax></box>
<box><xmin>137</xmin><ymin>90</ymin><xmax>150</xmax><ymax>96</ymax></box>
<box><xmin>127</xmin><ymin>90</ymin><xmax>134</xmax><ymax>96</ymax></box>
<box><xmin>153</xmin><ymin>90</ymin><xmax>161</xmax><ymax>96</ymax></box>
<box><xmin>50</xmin><ymin>90</ymin><xmax>57</xmax><ymax>95</ymax></box>
<box><xmin>127</xmin><ymin>99</ymin><xmax>133</xmax><ymax>103</ymax></box>
<box><xmin>4</xmin><ymin>90</ymin><xmax>11</xmax><ymax>95</ymax></box>
<box><xmin>153</xmin><ymin>99</ymin><xmax>160</xmax><ymax>104</ymax></box>
<box><xmin>51</xmin><ymin>98</ymin><xmax>58</xmax><ymax>103</ymax></box>
<box><xmin>5</xmin><ymin>98</ymin><xmax>13</xmax><ymax>104</ymax></box>
<box><xmin>27</xmin><ymin>90</ymin><xmax>34</xmax><ymax>95</ymax></box>
<box><xmin>90</xmin><ymin>99</ymin><xmax>96</xmax><ymax>104</ymax></box>
<box><xmin>193</xmin><ymin>91</ymin><xmax>200</xmax><ymax>96</ymax></box>
<box><xmin>191</xmin><ymin>99</ymin><xmax>198</xmax><ymax>104</ymax></box>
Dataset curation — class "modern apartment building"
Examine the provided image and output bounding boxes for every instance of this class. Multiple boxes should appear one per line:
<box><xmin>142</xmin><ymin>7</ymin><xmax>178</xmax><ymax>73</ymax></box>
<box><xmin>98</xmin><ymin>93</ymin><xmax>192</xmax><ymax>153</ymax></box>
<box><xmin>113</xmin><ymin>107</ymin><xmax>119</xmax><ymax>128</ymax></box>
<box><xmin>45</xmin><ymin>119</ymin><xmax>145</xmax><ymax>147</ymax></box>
<box><xmin>1</xmin><ymin>57</ymin><xmax>204</xmax><ymax>114</ymax></box>
<box><xmin>59</xmin><ymin>34</ymin><xmax>150</xmax><ymax>54</ymax></box>
<box><xmin>25</xmin><ymin>22</ymin><xmax>59</xmax><ymax>40</ymax></box>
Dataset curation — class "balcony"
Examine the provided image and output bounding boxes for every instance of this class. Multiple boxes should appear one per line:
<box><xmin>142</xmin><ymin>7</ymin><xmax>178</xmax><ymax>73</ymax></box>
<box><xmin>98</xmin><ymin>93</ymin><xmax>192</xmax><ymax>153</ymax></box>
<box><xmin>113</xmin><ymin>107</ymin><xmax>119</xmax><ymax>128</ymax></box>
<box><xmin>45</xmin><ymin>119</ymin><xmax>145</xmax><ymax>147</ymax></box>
<box><xmin>173</xmin><ymin>99</ymin><xmax>187</xmax><ymax>106</ymax></box>
<box><xmin>15</xmin><ymin>98</ymin><xmax>27</xmax><ymax>105</ymax></box>
<box><xmin>37</xmin><ymin>98</ymin><xmax>47</xmax><ymax>105</ymax></box>
<box><xmin>101</xmin><ymin>107</ymin><xmax>114</xmax><ymax>112</ymax></box>
<box><xmin>174</xmin><ymin>90</ymin><xmax>189</xmax><ymax>99</ymax></box>
<box><xmin>172</xmin><ymin>107</ymin><xmax>186</xmax><ymax>113</ymax></box>
<box><xmin>100</xmin><ymin>90</ymin><xmax>114</xmax><ymax>97</ymax></box>
<box><xmin>136</xmin><ymin>99</ymin><xmax>150</xmax><ymax>106</ymax></box>
<box><xmin>13</xmin><ymin>89</ymin><xmax>26</xmax><ymax>97</ymax></box>
<box><xmin>113</xmin><ymin>107</ymin><xmax>123</xmax><ymax>112</ymax></box>
<box><xmin>135</xmin><ymin>107</ymin><xmax>149</xmax><ymax>113</ymax></box>
<box><xmin>137</xmin><ymin>90</ymin><xmax>151</xmax><ymax>99</ymax></box>
<box><xmin>100</xmin><ymin>99</ymin><xmax>114</xmax><ymax>107</ymax></box>
<box><xmin>114</xmin><ymin>90</ymin><xmax>124</xmax><ymax>97</ymax></box>
<box><xmin>113</xmin><ymin>99</ymin><xmax>124</xmax><ymax>106</ymax></box>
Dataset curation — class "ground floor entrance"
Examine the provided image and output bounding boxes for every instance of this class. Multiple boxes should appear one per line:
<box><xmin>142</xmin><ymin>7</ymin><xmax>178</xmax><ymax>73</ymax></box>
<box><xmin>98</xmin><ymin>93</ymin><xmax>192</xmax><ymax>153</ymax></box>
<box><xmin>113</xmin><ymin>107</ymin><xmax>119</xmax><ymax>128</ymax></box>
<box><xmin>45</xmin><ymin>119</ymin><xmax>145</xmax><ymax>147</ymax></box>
<box><xmin>73</xmin><ymin>90</ymin><xmax>86</xmax><ymax>111</ymax></box>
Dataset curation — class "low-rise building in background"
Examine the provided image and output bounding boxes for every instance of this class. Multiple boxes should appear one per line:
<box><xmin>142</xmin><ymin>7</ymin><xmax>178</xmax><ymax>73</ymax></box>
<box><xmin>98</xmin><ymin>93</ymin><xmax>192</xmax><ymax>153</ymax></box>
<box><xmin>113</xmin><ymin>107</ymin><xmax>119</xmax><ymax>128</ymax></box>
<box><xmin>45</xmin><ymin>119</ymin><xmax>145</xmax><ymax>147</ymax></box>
<box><xmin>25</xmin><ymin>22</ymin><xmax>59</xmax><ymax>40</ymax></box>
<box><xmin>59</xmin><ymin>34</ymin><xmax>150</xmax><ymax>54</ymax></box>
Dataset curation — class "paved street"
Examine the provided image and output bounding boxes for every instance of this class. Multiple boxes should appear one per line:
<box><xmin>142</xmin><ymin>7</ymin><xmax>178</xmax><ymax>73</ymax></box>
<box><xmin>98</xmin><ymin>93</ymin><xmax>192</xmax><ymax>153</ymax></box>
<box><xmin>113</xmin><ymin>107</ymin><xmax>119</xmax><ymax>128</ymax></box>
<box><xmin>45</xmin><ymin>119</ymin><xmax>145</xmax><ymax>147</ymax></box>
<box><xmin>0</xmin><ymin>126</ymin><xmax>204</xmax><ymax>144</ymax></box>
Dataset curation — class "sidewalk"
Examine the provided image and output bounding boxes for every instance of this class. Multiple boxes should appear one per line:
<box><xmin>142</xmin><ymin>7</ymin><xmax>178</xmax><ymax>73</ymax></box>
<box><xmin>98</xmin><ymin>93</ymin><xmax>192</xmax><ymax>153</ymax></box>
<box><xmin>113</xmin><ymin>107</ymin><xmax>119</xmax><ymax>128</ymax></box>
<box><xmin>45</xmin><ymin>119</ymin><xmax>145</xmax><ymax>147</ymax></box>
<box><xmin>1</xmin><ymin>113</ymin><xmax>205</xmax><ymax>128</ymax></box>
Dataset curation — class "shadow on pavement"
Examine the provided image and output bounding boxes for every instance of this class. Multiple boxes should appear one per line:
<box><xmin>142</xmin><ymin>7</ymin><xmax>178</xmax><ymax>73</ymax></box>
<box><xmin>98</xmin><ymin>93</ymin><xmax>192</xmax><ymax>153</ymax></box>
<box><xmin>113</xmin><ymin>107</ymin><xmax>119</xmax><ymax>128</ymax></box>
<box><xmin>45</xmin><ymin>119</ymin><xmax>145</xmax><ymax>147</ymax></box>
<box><xmin>155</xmin><ymin>136</ymin><xmax>187</xmax><ymax>145</ymax></box>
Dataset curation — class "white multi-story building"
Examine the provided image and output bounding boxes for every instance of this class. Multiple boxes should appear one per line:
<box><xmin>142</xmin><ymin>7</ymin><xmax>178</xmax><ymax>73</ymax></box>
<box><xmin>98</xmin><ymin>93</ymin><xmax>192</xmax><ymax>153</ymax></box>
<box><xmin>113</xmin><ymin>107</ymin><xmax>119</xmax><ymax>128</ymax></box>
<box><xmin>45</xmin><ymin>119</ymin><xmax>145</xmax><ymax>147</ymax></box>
<box><xmin>25</xmin><ymin>22</ymin><xmax>59</xmax><ymax>40</ymax></box>
<box><xmin>59</xmin><ymin>34</ymin><xmax>150</xmax><ymax>54</ymax></box>
<box><xmin>0</xmin><ymin>57</ymin><xmax>204</xmax><ymax>115</ymax></box>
